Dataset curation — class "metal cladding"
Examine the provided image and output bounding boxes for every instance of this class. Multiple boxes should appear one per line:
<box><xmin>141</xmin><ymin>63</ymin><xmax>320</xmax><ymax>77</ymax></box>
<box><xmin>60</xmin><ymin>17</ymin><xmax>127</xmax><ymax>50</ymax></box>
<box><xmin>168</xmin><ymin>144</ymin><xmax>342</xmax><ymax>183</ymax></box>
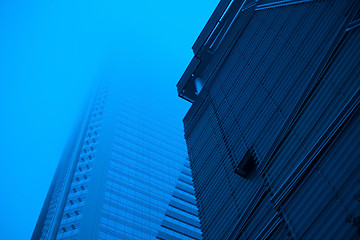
<box><xmin>178</xmin><ymin>0</ymin><xmax>360</xmax><ymax>239</ymax></box>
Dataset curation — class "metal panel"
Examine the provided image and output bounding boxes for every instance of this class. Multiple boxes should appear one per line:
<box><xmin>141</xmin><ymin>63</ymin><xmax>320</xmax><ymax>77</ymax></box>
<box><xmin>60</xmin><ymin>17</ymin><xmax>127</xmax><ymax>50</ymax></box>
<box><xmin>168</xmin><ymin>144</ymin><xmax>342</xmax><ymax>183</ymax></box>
<box><xmin>180</xmin><ymin>1</ymin><xmax>360</xmax><ymax>239</ymax></box>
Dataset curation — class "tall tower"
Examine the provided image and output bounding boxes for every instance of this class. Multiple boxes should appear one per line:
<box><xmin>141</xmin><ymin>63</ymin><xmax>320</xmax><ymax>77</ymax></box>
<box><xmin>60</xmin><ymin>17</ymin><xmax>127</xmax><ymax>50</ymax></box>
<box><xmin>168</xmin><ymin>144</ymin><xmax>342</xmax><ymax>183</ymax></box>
<box><xmin>32</xmin><ymin>74</ymin><xmax>202</xmax><ymax>239</ymax></box>
<box><xmin>178</xmin><ymin>0</ymin><xmax>360</xmax><ymax>239</ymax></box>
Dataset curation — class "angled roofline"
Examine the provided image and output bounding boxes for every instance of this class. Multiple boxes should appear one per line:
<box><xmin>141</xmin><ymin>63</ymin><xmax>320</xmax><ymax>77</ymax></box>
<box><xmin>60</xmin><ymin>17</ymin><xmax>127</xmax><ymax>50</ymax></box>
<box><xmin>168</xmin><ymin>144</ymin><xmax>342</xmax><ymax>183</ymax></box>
<box><xmin>177</xmin><ymin>0</ymin><xmax>258</xmax><ymax>102</ymax></box>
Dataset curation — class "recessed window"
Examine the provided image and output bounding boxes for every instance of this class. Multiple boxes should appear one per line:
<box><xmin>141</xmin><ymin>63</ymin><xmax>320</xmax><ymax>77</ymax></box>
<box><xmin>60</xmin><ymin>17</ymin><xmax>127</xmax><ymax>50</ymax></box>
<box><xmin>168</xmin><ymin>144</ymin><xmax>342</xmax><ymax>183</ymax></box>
<box><xmin>74</xmin><ymin>210</ymin><xmax>79</xmax><ymax>215</ymax></box>
<box><xmin>235</xmin><ymin>148</ymin><xmax>257</xmax><ymax>178</ymax></box>
<box><xmin>81</xmin><ymin>186</ymin><xmax>85</xmax><ymax>190</ymax></box>
<box><xmin>70</xmin><ymin>200</ymin><xmax>73</xmax><ymax>205</ymax></box>
<box><xmin>66</xmin><ymin>213</ymin><xmax>70</xmax><ymax>218</ymax></box>
<box><xmin>62</xmin><ymin>227</ymin><xmax>66</xmax><ymax>232</ymax></box>
<box><xmin>71</xmin><ymin>225</ymin><xmax>76</xmax><ymax>230</ymax></box>
<box><xmin>78</xmin><ymin>198</ymin><xmax>82</xmax><ymax>202</ymax></box>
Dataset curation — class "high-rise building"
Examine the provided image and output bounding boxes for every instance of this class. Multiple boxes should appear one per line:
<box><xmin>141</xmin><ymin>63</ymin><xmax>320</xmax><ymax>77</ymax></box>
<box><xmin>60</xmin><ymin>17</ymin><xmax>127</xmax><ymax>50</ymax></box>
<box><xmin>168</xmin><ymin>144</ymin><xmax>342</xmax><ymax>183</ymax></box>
<box><xmin>178</xmin><ymin>0</ymin><xmax>360</xmax><ymax>239</ymax></box>
<box><xmin>32</xmin><ymin>75</ymin><xmax>202</xmax><ymax>240</ymax></box>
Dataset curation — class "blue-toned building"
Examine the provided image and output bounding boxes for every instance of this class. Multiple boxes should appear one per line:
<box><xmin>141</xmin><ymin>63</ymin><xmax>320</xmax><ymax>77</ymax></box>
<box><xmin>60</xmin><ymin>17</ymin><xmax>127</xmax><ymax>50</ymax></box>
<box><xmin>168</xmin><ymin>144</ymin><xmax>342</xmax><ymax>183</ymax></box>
<box><xmin>32</xmin><ymin>77</ymin><xmax>202</xmax><ymax>240</ymax></box>
<box><xmin>178</xmin><ymin>0</ymin><xmax>360</xmax><ymax>239</ymax></box>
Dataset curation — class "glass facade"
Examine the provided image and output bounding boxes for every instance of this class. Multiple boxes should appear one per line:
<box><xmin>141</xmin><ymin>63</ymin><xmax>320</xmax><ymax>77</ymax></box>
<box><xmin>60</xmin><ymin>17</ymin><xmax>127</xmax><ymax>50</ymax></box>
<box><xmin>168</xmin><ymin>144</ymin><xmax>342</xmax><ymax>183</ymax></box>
<box><xmin>32</xmin><ymin>78</ymin><xmax>202</xmax><ymax>240</ymax></box>
<box><xmin>156</xmin><ymin>163</ymin><xmax>202</xmax><ymax>240</ymax></box>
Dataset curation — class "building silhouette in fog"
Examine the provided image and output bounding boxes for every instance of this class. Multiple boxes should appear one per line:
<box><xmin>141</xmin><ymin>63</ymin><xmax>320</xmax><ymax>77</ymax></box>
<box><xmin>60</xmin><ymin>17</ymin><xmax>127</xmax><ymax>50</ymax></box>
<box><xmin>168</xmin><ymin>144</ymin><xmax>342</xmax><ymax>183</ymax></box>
<box><xmin>32</xmin><ymin>76</ymin><xmax>202</xmax><ymax>240</ymax></box>
<box><xmin>178</xmin><ymin>0</ymin><xmax>360</xmax><ymax>239</ymax></box>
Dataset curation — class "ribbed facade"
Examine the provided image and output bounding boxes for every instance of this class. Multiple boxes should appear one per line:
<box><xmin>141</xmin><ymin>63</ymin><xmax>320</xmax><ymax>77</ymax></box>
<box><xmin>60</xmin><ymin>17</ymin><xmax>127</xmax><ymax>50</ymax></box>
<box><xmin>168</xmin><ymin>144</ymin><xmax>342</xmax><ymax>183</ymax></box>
<box><xmin>157</xmin><ymin>162</ymin><xmax>202</xmax><ymax>240</ymax></box>
<box><xmin>178</xmin><ymin>0</ymin><xmax>360</xmax><ymax>239</ymax></box>
<box><xmin>32</xmin><ymin>77</ymin><xmax>202</xmax><ymax>240</ymax></box>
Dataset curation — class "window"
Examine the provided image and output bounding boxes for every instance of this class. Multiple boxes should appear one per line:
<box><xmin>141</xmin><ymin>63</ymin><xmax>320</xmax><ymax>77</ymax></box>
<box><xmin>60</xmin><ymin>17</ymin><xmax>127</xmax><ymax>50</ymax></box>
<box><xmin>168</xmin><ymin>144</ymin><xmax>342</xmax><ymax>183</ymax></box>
<box><xmin>235</xmin><ymin>148</ymin><xmax>257</xmax><ymax>178</ymax></box>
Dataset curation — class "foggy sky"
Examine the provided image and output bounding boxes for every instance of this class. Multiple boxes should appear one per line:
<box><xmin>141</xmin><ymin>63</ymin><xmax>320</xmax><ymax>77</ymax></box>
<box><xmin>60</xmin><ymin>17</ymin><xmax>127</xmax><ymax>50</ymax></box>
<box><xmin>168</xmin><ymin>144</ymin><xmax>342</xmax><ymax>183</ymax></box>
<box><xmin>0</xmin><ymin>0</ymin><xmax>219</xmax><ymax>238</ymax></box>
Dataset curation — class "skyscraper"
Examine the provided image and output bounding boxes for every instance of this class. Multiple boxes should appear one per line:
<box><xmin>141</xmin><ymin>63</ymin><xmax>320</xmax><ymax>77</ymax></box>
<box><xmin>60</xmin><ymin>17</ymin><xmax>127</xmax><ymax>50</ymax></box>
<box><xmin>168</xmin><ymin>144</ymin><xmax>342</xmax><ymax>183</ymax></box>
<box><xmin>32</xmin><ymin>73</ymin><xmax>202</xmax><ymax>240</ymax></box>
<box><xmin>178</xmin><ymin>0</ymin><xmax>360</xmax><ymax>239</ymax></box>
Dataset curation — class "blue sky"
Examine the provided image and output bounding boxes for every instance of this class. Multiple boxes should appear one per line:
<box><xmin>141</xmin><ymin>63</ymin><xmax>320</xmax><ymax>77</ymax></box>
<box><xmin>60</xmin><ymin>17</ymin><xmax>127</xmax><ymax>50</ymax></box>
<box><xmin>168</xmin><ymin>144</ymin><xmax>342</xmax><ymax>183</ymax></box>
<box><xmin>0</xmin><ymin>0</ymin><xmax>218</xmax><ymax>239</ymax></box>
